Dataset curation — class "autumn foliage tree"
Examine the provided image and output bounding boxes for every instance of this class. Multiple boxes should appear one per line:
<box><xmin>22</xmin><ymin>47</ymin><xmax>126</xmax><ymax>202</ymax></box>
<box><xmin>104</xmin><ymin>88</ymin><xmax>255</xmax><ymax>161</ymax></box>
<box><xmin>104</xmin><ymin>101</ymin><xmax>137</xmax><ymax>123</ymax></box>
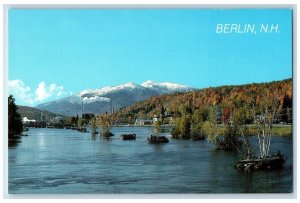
<box><xmin>97</xmin><ymin>114</ymin><xmax>114</xmax><ymax>137</ymax></box>
<box><xmin>91</xmin><ymin>117</ymin><xmax>97</xmax><ymax>134</ymax></box>
<box><xmin>171</xmin><ymin>115</ymin><xmax>191</xmax><ymax>139</ymax></box>
<box><xmin>249</xmin><ymin>91</ymin><xmax>281</xmax><ymax>158</ymax></box>
<box><xmin>114</xmin><ymin>78</ymin><xmax>292</xmax><ymax>125</ymax></box>
<box><xmin>231</xmin><ymin>107</ymin><xmax>252</xmax><ymax>159</ymax></box>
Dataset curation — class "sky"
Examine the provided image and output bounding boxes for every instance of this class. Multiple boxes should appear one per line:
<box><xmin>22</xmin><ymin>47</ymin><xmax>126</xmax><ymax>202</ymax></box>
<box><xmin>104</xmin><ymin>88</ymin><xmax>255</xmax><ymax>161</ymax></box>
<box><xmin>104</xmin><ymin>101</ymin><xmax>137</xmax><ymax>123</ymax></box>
<box><xmin>8</xmin><ymin>9</ymin><xmax>292</xmax><ymax>106</ymax></box>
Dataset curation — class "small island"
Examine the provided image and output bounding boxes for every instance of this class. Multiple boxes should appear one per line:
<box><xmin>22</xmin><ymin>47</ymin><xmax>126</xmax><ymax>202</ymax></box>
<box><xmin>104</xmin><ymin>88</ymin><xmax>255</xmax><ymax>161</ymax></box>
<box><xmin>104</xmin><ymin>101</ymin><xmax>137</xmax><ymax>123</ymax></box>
<box><xmin>120</xmin><ymin>133</ymin><xmax>136</xmax><ymax>140</ymax></box>
<box><xmin>147</xmin><ymin>135</ymin><xmax>169</xmax><ymax>144</ymax></box>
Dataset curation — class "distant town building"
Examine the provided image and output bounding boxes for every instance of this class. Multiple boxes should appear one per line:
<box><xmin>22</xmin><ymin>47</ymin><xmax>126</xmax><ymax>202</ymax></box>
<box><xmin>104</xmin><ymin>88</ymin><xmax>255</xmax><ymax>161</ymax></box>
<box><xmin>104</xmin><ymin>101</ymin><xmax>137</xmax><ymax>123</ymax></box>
<box><xmin>153</xmin><ymin>114</ymin><xmax>173</xmax><ymax>124</ymax></box>
<box><xmin>135</xmin><ymin>118</ymin><xmax>153</xmax><ymax>126</ymax></box>
<box><xmin>22</xmin><ymin>117</ymin><xmax>36</xmax><ymax>123</ymax></box>
<box><xmin>153</xmin><ymin>117</ymin><xmax>159</xmax><ymax>123</ymax></box>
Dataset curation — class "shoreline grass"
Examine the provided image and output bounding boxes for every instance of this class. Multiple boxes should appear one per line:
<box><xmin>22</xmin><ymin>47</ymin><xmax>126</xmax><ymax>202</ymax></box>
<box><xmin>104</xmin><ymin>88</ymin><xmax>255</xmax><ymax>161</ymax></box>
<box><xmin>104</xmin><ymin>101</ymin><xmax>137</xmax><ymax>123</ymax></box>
<box><xmin>214</xmin><ymin>125</ymin><xmax>292</xmax><ymax>137</ymax></box>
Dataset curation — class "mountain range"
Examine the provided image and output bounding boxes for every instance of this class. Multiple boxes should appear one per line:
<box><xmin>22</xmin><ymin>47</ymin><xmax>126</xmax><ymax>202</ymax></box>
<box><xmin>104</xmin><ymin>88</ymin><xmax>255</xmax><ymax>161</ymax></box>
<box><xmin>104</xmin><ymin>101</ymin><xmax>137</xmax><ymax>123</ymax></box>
<box><xmin>36</xmin><ymin>81</ymin><xmax>195</xmax><ymax>116</ymax></box>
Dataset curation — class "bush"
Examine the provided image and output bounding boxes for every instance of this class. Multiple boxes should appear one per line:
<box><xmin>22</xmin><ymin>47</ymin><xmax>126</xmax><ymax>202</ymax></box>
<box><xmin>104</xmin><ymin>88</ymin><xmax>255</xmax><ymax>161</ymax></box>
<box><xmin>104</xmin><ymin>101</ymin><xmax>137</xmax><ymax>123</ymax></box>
<box><xmin>171</xmin><ymin>126</ymin><xmax>181</xmax><ymax>139</ymax></box>
<box><xmin>171</xmin><ymin>116</ymin><xmax>192</xmax><ymax>139</ymax></box>
<box><xmin>179</xmin><ymin>116</ymin><xmax>191</xmax><ymax>139</ymax></box>
<box><xmin>191</xmin><ymin>123</ymin><xmax>205</xmax><ymax>140</ymax></box>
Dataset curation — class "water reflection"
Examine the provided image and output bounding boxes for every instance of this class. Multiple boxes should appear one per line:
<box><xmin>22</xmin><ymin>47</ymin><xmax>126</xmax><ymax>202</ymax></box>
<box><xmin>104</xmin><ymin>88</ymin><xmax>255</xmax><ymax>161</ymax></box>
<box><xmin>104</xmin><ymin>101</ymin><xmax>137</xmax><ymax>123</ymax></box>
<box><xmin>99</xmin><ymin>137</ymin><xmax>113</xmax><ymax>154</ymax></box>
<box><xmin>149</xmin><ymin>143</ymin><xmax>164</xmax><ymax>153</ymax></box>
<box><xmin>9</xmin><ymin>139</ymin><xmax>21</xmax><ymax>148</ymax></box>
<box><xmin>91</xmin><ymin>133</ymin><xmax>97</xmax><ymax>141</ymax></box>
<box><xmin>38</xmin><ymin>134</ymin><xmax>45</xmax><ymax>148</ymax></box>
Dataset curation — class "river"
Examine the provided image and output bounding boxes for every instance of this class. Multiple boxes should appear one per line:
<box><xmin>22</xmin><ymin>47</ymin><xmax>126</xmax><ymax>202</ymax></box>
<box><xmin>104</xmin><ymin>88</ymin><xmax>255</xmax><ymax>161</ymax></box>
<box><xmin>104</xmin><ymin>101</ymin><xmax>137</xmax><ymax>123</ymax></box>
<box><xmin>8</xmin><ymin>127</ymin><xmax>293</xmax><ymax>194</ymax></box>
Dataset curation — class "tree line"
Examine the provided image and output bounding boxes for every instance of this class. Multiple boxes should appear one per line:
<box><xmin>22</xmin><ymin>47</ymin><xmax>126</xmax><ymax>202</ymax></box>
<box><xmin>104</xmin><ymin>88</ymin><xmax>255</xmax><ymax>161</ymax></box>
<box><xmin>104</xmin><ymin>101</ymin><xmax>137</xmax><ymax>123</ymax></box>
<box><xmin>114</xmin><ymin>78</ymin><xmax>292</xmax><ymax>126</ymax></box>
<box><xmin>8</xmin><ymin>95</ymin><xmax>23</xmax><ymax>145</ymax></box>
<box><xmin>9</xmin><ymin>78</ymin><xmax>292</xmax><ymax>153</ymax></box>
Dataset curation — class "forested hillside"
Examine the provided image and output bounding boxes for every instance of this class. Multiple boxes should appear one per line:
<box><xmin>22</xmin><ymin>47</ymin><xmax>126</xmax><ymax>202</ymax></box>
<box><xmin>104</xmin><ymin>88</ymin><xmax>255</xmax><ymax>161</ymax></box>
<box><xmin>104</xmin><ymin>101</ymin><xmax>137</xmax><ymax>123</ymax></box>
<box><xmin>113</xmin><ymin>78</ymin><xmax>292</xmax><ymax>124</ymax></box>
<box><xmin>17</xmin><ymin>105</ymin><xmax>65</xmax><ymax>122</ymax></box>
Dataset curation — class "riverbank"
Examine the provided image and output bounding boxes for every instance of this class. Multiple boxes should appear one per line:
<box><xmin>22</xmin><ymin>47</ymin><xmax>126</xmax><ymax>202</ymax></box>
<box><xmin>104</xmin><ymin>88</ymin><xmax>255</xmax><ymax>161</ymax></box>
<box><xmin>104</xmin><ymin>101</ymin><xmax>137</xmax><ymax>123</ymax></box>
<box><xmin>123</xmin><ymin>124</ymin><xmax>292</xmax><ymax>137</ymax></box>
<box><xmin>26</xmin><ymin>124</ymin><xmax>292</xmax><ymax>136</ymax></box>
<box><xmin>213</xmin><ymin>125</ymin><xmax>292</xmax><ymax>137</ymax></box>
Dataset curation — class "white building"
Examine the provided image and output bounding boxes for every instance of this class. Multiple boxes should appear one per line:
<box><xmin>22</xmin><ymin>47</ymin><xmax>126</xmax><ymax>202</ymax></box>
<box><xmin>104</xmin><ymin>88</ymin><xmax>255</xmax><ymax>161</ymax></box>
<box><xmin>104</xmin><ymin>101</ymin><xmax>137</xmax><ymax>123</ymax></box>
<box><xmin>22</xmin><ymin>117</ymin><xmax>36</xmax><ymax>123</ymax></box>
<box><xmin>153</xmin><ymin>117</ymin><xmax>159</xmax><ymax>122</ymax></box>
<box><xmin>135</xmin><ymin>118</ymin><xmax>153</xmax><ymax>126</ymax></box>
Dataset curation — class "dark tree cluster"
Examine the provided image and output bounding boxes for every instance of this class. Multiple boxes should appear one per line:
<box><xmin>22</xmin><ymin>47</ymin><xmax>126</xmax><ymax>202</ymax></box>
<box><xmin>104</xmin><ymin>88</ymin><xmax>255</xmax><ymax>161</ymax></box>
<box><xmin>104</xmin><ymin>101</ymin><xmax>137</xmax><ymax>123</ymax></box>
<box><xmin>8</xmin><ymin>95</ymin><xmax>23</xmax><ymax>141</ymax></box>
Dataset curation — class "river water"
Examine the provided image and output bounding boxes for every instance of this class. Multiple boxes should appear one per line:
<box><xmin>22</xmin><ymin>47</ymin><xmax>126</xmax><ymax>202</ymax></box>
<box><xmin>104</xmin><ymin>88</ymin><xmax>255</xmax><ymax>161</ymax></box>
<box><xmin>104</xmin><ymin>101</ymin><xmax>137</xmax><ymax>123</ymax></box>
<box><xmin>8</xmin><ymin>127</ymin><xmax>293</xmax><ymax>194</ymax></box>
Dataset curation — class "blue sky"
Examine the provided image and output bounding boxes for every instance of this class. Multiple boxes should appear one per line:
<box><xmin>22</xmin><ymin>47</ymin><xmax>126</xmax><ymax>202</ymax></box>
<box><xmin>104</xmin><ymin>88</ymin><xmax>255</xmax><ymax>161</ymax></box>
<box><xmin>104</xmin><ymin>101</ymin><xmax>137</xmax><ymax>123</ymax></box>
<box><xmin>8</xmin><ymin>9</ymin><xmax>292</xmax><ymax>106</ymax></box>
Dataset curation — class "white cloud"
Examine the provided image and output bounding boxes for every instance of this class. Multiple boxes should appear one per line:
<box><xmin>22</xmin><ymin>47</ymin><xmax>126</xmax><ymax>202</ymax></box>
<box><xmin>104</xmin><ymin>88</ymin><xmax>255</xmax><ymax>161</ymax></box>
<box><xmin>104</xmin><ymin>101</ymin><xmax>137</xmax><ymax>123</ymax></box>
<box><xmin>35</xmin><ymin>82</ymin><xmax>49</xmax><ymax>102</ymax></box>
<box><xmin>8</xmin><ymin>79</ymin><xmax>66</xmax><ymax>106</ymax></box>
<box><xmin>8</xmin><ymin>80</ymin><xmax>34</xmax><ymax>105</ymax></box>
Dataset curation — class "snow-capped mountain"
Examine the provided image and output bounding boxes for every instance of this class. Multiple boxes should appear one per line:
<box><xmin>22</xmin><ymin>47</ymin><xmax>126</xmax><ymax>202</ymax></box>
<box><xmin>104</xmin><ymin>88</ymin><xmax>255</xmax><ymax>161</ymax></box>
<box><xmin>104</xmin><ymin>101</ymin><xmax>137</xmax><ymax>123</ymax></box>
<box><xmin>141</xmin><ymin>80</ymin><xmax>193</xmax><ymax>93</ymax></box>
<box><xmin>78</xmin><ymin>82</ymin><xmax>144</xmax><ymax>98</ymax></box>
<box><xmin>36</xmin><ymin>81</ymin><xmax>195</xmax><ymax>116</ymax></box>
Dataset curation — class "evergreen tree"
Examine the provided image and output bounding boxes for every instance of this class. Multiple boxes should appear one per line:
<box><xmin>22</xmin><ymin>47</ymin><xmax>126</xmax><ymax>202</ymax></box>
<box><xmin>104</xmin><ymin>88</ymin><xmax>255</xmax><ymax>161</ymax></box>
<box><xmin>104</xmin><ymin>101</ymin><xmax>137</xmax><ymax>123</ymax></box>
<box><xmin>287</xmin><ymin>108</ymin><xmax>292</xmax><ymax>124</ymax></box>
<box><xmin>160</xmin><ymin>105</ymin><xmax>165</xmax><ymax>124</ymax></box>
<box><xmin>281</xmin><ymin>94</ymin><xmax>292</xmax><ymax>124</ymax></box>
<box><xmin>8</xmin><ymin>95</ymin><xmax>23</xmax><ymax>139</ymax></box>
<box><xmin>161</xmin><ymin>105</ymin><xmax>165</xmax><ymax>116</ymax></box>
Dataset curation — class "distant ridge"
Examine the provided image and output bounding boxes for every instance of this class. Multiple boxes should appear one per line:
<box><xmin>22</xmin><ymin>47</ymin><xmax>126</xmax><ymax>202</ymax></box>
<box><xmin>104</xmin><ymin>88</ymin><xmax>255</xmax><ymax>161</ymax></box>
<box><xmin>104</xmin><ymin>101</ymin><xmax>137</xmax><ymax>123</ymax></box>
<box><xmin>17</xmin><ymin>105</ymin><xmax>65</xmax><ymax>122</ymax></box>
<box><xmin>36</xmin><ymin>81</ymin><xmax>196</xmax><ymax>116</ymax></box>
